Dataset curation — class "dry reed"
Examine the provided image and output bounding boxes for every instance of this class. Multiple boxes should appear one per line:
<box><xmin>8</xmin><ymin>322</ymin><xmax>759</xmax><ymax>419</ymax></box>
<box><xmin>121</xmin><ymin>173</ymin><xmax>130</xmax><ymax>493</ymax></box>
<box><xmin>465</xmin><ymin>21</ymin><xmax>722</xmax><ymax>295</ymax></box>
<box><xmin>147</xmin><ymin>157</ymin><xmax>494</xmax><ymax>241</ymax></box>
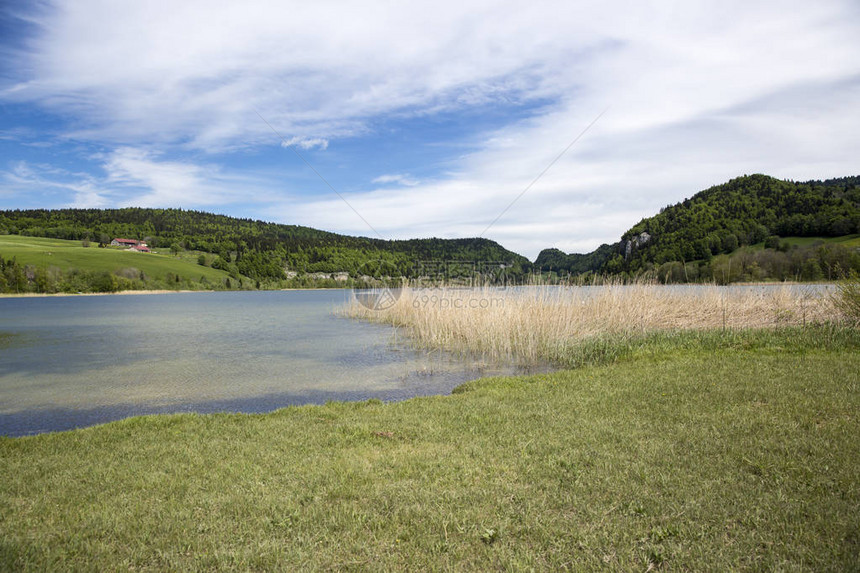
<box><xmin>342</xmin><ymin>281</ymin><xmax>838</xmax><ymax>365</ymax></box>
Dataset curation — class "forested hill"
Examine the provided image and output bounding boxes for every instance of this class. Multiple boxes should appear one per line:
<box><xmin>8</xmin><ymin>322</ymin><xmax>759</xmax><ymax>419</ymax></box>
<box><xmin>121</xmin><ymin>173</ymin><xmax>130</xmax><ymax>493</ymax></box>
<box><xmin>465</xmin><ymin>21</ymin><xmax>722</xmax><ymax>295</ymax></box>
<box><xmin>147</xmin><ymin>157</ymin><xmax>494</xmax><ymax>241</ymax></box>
<box><xmin>0</xmin><ymin>208</ymin><xmax>530</xmax><ymax>280</ymax></box>
<box><xmin>535</xmin><ymin>174</ymin><xmax>860</xmax><ymax>279</ymax></box>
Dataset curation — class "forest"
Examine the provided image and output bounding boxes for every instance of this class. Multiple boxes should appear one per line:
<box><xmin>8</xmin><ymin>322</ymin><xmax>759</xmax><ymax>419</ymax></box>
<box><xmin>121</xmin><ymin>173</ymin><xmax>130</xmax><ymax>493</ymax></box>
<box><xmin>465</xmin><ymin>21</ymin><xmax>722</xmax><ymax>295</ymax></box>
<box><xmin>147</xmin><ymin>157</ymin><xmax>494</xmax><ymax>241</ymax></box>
<box><xmin>535</xmin><ymin>174</ymin><xmax>860</xmax><ymax>282</ymax></box>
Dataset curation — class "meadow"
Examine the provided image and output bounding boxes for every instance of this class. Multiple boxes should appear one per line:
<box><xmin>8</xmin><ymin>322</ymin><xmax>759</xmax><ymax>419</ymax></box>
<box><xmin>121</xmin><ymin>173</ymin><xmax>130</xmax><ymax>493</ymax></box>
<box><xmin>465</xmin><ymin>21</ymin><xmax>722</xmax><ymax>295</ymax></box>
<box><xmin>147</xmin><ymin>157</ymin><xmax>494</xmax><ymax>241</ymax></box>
<box><xmin>0</xmin><ymin>235</ymin><xmax>234</xmax><ymax>290</ymax></box>
<box><xmin>758</xmin><ymin>234</ymin><xmax>860</xmax><ymax>249</ymax></box>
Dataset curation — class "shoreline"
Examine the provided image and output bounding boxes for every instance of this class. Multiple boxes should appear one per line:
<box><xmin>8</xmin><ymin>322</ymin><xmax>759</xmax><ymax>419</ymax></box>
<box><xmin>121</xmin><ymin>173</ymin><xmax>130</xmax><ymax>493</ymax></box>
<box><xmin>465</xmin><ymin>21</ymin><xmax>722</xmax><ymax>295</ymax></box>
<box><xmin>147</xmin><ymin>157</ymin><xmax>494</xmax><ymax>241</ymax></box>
<box><xmin>0</xmin><ymin>287</ymin><xmax>355</xmax><ymax>298</ymax></box>
<box><xmin>0</xmin><ymin>289</ymin><xmax>210</xmax><ymax>299</ymax></box>
<box><xmin>0</xmin><ymin>281</ymin><xmax>839</xmax><ymax>299</ymax></box>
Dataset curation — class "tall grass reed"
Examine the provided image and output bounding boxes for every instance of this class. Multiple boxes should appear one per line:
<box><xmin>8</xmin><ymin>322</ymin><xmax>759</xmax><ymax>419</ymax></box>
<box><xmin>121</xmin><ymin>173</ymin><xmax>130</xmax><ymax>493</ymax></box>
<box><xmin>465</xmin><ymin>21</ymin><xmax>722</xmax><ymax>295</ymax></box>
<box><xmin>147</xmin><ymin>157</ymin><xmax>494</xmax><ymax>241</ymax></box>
<box><xmin>343</xmin><ymin>280</ymin><xmax>839</xmax><ymax>365</ymax></box>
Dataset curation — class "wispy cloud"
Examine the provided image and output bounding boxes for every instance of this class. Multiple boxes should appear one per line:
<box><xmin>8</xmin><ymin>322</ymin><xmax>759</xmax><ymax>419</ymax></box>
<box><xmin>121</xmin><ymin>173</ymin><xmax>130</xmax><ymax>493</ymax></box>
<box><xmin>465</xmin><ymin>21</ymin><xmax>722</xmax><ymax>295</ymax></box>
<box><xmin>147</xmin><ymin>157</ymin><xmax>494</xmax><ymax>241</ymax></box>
<box><xmin>372</xmin><ymin>174</ymin><xmax>419</xmax><ymax>186</ymax></box>
<box><xmin>281</xmin><ymin>137</ymin><xmax>329</xmax><ymax>151</ymax></box>
<box><xmin>2</xmin><ymin>161</ymin><xmax>109</xmax><ymax>207</ymax></box>
<box><xmin>1</xmin><ymin>150</ymin><xmax>281</xmax><ymax>210</ymax></box>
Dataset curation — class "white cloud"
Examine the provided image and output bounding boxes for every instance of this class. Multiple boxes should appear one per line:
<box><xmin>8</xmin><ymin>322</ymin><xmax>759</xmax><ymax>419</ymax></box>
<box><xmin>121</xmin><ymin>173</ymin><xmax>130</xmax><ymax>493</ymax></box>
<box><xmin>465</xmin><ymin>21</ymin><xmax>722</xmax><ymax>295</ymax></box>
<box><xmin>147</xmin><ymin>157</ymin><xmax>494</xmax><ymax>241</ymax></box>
<box><xmin>281</xmin><ymin>137</ymin><xmax>329</xmax><ymax>151</ymax></box>
<box><xmin>2</xmin><ymin>0</ymin><xmax>859</xmax><ymax>258</ymax></box>
<box><xmin>372</xmin><ymin>174</ymin><xmax>419</xmax><ymax>186</ymax></box>
<box><xmin>101</xmin><ymin>148</ymin><xmax>231</xmax><ymax>207</ymax></box>
<box><xmin>1</xmin><ymin>161</ymin><xmax>110</xmax><ymax>207</ymax></box>
<box><xmin>1</xmin><ymin>151</ymin><xmax>280</xmax><ymax>210</ymax></box>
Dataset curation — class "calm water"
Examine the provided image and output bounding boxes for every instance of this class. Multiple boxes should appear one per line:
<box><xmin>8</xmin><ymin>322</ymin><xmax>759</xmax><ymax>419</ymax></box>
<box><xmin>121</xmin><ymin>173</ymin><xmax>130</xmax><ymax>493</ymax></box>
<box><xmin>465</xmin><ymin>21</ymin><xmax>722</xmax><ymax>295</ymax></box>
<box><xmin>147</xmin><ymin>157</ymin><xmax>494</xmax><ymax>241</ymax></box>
<box><xmin>0</xmin><ymin>290</ymin><xmax>532</xmax><ymax>436</ymax></box>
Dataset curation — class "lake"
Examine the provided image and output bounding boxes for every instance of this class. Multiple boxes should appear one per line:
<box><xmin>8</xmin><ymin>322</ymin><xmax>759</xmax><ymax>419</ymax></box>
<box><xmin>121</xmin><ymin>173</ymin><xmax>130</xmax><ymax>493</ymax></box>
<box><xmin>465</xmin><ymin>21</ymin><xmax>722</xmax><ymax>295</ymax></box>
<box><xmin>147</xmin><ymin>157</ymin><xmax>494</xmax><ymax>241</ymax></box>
<box><xmin>0</xmin><ymin>290</ymin><xmax>533</xmax><ymax>436</ymax></box>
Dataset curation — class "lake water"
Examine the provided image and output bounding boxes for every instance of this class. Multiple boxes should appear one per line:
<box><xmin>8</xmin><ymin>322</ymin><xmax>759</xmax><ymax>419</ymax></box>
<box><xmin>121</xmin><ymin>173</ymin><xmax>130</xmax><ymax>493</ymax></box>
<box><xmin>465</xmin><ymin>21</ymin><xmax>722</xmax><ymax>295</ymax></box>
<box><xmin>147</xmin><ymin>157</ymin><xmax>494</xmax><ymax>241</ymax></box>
<box><xmin>0</xmin><ymin>290</ymin><xmax>534</xmax><ymax>437</ymax></box>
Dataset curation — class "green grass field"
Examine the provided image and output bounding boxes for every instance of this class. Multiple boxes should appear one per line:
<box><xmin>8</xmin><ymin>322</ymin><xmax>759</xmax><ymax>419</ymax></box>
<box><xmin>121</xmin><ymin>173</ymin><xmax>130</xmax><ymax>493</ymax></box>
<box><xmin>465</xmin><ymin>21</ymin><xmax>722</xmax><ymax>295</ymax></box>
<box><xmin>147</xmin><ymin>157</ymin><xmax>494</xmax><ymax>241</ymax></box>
<box><xmin>0</xmin><ymin>235</ymin><xmax>235</xmax><ymax>285</ymax></box>
<box><xmin>749</xmin><ymin>234</ymin><xmax>860</xmax><ymax>250</ymax></box>
<box><xmin>1</xmin><ymin>327</ymin><xmax>858</xmax><ymax>571</ymax></box>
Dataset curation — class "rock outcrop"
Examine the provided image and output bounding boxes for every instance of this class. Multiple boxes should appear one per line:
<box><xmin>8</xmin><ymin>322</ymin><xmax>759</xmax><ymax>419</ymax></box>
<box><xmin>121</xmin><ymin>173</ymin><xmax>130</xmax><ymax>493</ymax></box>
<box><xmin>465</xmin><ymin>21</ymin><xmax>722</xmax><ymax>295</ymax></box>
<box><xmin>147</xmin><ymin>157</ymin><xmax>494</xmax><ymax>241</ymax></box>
<box><xmin>624</xmin><ymin>232</ymin><xmax>651</xmax><ymax>259</ymax></box>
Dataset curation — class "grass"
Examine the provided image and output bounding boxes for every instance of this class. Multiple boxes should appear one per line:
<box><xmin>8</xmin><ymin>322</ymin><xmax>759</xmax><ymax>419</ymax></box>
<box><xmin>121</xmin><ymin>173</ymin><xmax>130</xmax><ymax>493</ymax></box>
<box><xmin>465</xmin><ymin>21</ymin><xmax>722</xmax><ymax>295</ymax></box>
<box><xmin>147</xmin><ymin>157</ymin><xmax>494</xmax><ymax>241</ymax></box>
<box><xmin>748</xmin><ymin>234</ymin><xmax>860</xmax><ymax>250</ymax></box>
<box><xmin>0</xmin><ymin>235</ymin><xmax>234</xmax><ymax>285</ymax></box>
<box><xmin>778</xmin><ymin>234</ymin><xmax>860</xmax><ymax>248</ymax></box>
<box><xmin>1</xmin><ymin>326</ymin><xmax>859</xmax><ymax>571</ymax></box>
<box><xmin>831</xmin><ymin>275</ymin><xmax>860</xmax><ymax>326</ymax></box>
<box><xmin>344</xmin><ymin>283</ymin><xmax>839</xmax><ymax>366</ymax></box>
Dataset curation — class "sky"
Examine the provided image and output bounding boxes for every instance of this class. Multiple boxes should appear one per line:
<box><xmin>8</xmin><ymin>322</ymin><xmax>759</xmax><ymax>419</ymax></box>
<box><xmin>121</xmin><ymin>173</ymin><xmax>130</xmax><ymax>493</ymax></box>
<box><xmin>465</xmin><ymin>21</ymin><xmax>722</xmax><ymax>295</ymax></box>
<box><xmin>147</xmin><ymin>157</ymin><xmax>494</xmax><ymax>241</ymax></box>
<box><xmin>1</xmin><ymin>1</ymin><xmax>858</xmax><ymax>260</ymax></box>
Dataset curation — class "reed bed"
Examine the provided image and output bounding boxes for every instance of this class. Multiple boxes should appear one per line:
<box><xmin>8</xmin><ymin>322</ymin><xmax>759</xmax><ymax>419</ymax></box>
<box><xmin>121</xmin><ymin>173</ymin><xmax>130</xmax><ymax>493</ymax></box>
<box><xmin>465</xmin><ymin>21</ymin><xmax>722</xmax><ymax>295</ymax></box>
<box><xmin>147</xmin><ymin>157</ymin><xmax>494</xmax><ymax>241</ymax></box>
<box><xmin>343</xmin><ymin>282</ymin><xmax>839</xmax><ymax>365</ymax></box>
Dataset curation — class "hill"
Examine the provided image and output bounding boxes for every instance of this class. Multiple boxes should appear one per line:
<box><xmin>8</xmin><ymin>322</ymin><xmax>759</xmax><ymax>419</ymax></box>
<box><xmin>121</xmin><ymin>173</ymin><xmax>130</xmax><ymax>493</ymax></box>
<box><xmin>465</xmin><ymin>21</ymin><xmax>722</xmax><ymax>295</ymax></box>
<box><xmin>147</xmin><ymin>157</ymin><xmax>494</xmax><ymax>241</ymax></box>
<box><xmin>0</xmin><ymin>208</ymin><xmax>531</xmax><ymax>293</ymax></box>
<box><xmin>0</xmin><ymin>235</ymin><xmax>239</xmax><ymax>293</ymax></box>
<box><xmin>536</xmin><ymin>174</ymin><xmax>860</xmax><ymax>282</ymax></box>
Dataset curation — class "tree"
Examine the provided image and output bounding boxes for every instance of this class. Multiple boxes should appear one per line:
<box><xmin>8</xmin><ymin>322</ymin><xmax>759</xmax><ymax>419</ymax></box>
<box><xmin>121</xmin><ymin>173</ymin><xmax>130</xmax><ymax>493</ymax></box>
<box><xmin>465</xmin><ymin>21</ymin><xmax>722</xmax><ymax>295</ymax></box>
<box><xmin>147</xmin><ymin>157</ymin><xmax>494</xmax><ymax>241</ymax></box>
<box><xmin>91</xmin><ymin>271</ymin><xmax>119</xmax><ymax>293</ymax></box>
<box><xmin>657</xmin><ymin>261</ymin><xmax>684</xmax><ymax>283</ymax></box>
<box><xmin>801</xmin><ymin>259</ymin><xmax>823</xmax><ymax>281</ymax></box>
<box><xmin>722</xmin><ymin>234</ymin><xmax>739</xmax><ymax>253</ymax></box>
<box><xmin>711</xmin><ymin>255</ymin><xmax>739</xmax><ymax>285</ymax></box>
<box><xmin>170</xmin><ymin>242</ymin><xmax>183</xmax><ymax>256</ymax></box>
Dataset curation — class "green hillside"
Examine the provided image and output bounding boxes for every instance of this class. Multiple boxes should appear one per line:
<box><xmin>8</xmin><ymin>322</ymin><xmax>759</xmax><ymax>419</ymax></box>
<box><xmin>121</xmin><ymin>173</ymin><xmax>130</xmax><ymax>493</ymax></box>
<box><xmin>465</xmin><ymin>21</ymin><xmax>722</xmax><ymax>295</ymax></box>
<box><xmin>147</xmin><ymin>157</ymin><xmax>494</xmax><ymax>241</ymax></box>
<box><xmin>536</xmin><ymin>174</ymin><xmax>860</xmax><ymax>282</ymax></box>
<box><xmin>0</xmin><ymin>235</ymin><xmax>237</xmax><ymax>293</ymax></box>
<box><xmin>619</xmin><ymin>174</ymin><xmax>859</xmax><ymax>267</ymax></box>
<box><xmin>759</xmin><ymin>234</ymin><xmax>860</xmax><ymax>249</ymax></box>
<box><xmin>0</xmin><ymin>208</ymin><xmax>531</xmax><ymax>287</ymax></box>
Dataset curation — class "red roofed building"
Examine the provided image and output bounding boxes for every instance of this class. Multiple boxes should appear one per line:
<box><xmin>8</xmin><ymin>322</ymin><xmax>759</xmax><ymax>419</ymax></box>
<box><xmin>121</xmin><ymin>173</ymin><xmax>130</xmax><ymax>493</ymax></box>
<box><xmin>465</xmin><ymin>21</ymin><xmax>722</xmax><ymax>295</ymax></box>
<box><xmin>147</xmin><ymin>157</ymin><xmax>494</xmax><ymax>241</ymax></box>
<box><xmin>111</xmin><ymin>238</ymin><xmax>140</xmax><ymax>247</ymax></box>
<box><xmin>111</xmin><ymin>238</ymin><xmax>150</xmax><ymax>252</ymax></box>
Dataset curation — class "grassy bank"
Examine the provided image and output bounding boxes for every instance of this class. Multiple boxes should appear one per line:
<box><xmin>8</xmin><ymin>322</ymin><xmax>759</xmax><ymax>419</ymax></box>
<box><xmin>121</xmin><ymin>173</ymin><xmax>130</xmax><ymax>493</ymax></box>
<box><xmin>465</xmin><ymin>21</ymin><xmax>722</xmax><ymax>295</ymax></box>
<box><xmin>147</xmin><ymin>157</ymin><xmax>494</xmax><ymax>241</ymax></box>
<box><xmin>1</xmin><ymin>326</ymin><xmax>858</xmax><ymax>571</ymax></box>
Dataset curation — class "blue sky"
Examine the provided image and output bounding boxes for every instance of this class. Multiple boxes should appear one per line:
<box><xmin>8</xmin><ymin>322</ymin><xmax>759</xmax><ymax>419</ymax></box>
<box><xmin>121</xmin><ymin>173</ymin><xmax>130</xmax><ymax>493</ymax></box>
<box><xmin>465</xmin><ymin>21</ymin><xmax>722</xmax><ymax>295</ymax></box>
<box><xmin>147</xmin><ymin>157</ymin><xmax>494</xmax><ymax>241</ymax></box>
<box><xmin>1</xmin><ymin>1</ymin><xmax>859</xmax><ymax>259</ymax></box>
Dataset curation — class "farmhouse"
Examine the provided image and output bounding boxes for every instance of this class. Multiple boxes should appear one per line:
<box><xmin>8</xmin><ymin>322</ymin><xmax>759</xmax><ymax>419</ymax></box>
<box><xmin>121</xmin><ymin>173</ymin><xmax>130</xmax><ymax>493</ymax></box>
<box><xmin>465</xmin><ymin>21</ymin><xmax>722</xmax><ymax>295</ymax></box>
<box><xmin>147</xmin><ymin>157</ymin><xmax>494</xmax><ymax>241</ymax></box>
<box><xmin>111</xmin><ymin>238</ymin><xmax>150</xmax><ymax>253</ymax></box>
<box><xmin>111</xmin><ymin>238</ymin><xmax>140</xmax><ymax>247</ymax></box>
